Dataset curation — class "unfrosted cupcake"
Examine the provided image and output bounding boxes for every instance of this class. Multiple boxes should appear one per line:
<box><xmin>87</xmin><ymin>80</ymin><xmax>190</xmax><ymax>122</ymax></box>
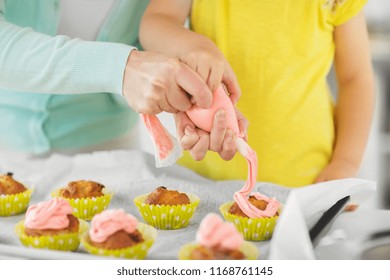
<box><xmin>81</xmin><ymin>209</ymin><xmax>157</xmax><ymax>259</ymax></box>
<box><xmin>0</xmin><ymin>172</ymin><xmax>33</xmax><ymax>216</ymax></box>
<box><xmin>179</xmin><ymin>213</ymin><xmax>259</xmax><ymax>260</ymax></box>
<box><xmin>134</xmin><ymin>186</ymin><xmax>200</xmax><ymax>230</ymax></box>
<box><xmin>15</xmin><ymin>198</ymin><xmax>88</xmax><ymax>251</ymax></box>
<box><xmin>52</xmin><ymin>180</ymin><xmax>112</xmax><ymax>220</ymax></box>
<box><xmin>220</xmin><ymin>192</ymin><xmax>281</xmax><ymax>241</ymax></box>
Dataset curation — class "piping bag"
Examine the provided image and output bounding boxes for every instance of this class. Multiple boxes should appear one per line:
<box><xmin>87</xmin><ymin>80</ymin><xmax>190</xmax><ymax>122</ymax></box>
<box><xmin>141</xmin><ymin>85</ymin><xmax>279</xmax><ymax>218</ymax></box>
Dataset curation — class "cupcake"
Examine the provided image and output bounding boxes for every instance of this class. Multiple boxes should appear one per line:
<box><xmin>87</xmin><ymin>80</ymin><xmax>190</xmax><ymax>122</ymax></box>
<box><xmin>220</xmin><ymin>192</ymin><xmax>281</xmax><ymax>241</ymax></box>
<box><xmin>81</xmin><ymin>209</ymin><xmax>157</xmax><ymax>259</ymax></box>
<box><xmin>52</xmin><ymin>180</ymin><xmax>112</xmax><ymax>220</ymax></box>
<box><xmin>179</xmin><ymin>213</ymin><xmax>259</xmax><ymax>260</ymax></box>
<box><xmin>15</xmin><ymin>198</ymin><xmax>88</xmax><ymax>251</ymax></box>
<box><xmin>0</xmin><ymin>172</ymin><xmax>33</xmax><ymax>216</ymax></box>
<box><xmin>134</xmin><ymin>186</ymin><xmax>200</xmax><ymax>230</ymax></box>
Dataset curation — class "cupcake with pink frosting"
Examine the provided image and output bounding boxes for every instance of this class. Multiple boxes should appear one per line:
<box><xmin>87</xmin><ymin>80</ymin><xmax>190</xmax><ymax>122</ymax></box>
<box><xmin>81</xmin><ymin>209</ymin><xmax>157</xmax><ymax>259</ymax></box>
<box><xmin>220</xmin><ymin>192</ymin><xmax>281</xmax><ymax>241</ymax></box>
<box><xmin>15</xmin><ymin>198</ymin><xmax>88</xmax><ymax>251</ymax></box>
<box><xmin>178</xmin><ymin>213</ymin><xmax>259</xmax><ymax>260</ymax></box>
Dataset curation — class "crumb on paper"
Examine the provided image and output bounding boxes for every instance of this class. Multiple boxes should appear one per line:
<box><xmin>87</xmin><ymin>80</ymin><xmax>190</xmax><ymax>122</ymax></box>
<box><xmin>345</xmin><ymin>203</ymin><xmax>358</xmax><ymax>212</ymax></box>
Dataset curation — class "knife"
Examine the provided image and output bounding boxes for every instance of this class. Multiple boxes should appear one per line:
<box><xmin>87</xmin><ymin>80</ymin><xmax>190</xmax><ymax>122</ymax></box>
<box><xmin>309</xmin><ymin>195</ymin><xmax>351</xmax><ymax>247</ymax></box>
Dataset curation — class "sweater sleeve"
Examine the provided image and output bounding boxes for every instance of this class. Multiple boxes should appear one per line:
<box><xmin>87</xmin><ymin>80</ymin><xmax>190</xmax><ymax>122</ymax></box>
<box><xmin>324</xmin><ymin>0</ymin><xmax>368</xmax><ymax>26</ymax></box>
<box><xmin>0</xmin><ymin>5</ymin><xmax>135</xmax><ymax>95</ymax></box>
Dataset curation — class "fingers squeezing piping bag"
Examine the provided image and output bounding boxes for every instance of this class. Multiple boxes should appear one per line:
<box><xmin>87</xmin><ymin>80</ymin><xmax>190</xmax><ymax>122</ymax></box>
<box><xmin>187</xmin><ymin>85</ymin><xmax>279</xmax><ymax>218</ymax></box>
<box><xmin>186</xmin><ymin>85</ymin><xmax>240</xmax><ymax>135</ymax></box>
<box><xmin>142</xmin><ymin>85</ymin><xmax>279</xmax><ymax>218</ymax></box>
<box><xmin>141</xmin><ymin>85</ymin><xmax>235</xmax><ymax>168</ymax></box>
<box><xmin>185</xmin><ymin>85</ymin><xmax>251</xmax><ymax>157</ymax></box>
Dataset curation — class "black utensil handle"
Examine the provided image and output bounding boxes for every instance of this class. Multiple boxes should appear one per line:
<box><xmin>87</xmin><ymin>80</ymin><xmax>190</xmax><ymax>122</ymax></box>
<box><xmin>309</xmin><ymin>195</ymin><xmax>351</xmax><ymax>246</ymax></box>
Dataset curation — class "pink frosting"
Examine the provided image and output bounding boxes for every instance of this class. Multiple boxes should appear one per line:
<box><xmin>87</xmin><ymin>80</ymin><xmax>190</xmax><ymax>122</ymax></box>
<box><xmin>89</xmin><ymin>209</ymin><xmax>138</xmax><ymax>243</ymax></box>
<box><xmin>234</xmin><ymin>139</ymin><xmax>281</xmax><ymax>218</ymax></box>
<box><xmin>187</xmin><ymin>85</ymin><xmax>280</xmax><ymax>218</ymax></box>
<box><xmin>196</xmin><ymin>213</ymin><xmax>243</xmax><ymax>250</ymax></box>
<box><xmin>24</xmin><ymin>198</ymin><xmax>73</xmax><ymax>230</ymax></box>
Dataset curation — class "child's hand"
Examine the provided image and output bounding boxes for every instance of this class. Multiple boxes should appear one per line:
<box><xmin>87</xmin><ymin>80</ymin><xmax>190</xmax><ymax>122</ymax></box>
<box><xmin>174</xmin><ymin>108</ymin><xmax>248</xmax><ymax>161</ymax></box>
<box><xmin>178</xmin><ymin>38</ymin><xmax>241</xmax><ymax>105</ymax></box>
<box><xmin>314</xmin><ymin>160</ymin><xmax>358</xmax><ymax>183</ymax></box>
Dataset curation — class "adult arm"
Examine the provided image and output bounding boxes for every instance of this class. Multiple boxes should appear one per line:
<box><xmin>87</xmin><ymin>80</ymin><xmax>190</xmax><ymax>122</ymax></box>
<box><xmin>0</xmin><ymin>4</ymin><xmax>211</xmax><ymax>114</ymax></box>
<box><xmin>0</xmin><ymin>5</ymin><xmax>132</xmax><ymax>95</ymax></box>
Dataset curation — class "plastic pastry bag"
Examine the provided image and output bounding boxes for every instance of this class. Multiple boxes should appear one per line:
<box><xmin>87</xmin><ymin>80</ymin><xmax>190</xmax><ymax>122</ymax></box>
<box><xmin>189</xmin><ymin>85</ymin><xmax>276</xmax><ymax>218</ymax></box>
<box><xmin>140</xmin><ymin>84</ymin><xmax>236</xmax><ymax>168</ymax></box>
<box><xmin>140</xmin><ymin>114</ymin><xmax>182</xmax><ymax>168</ymax></box>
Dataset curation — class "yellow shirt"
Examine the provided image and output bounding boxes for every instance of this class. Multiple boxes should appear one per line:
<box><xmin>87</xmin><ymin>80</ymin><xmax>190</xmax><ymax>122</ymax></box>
<box><xmin>178</xmin><ymin>0</ymin><xmax>367</xmax><ymax>187</ymax></box>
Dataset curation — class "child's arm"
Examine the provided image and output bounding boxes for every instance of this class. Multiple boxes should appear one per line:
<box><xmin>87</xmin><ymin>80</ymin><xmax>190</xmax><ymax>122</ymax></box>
<box><xmin>140</xmin><ymin>0</ymin><xmax>246</xmax><ymax>161</ymax></box>
<box><xmin>315</xmin><ymin>11</ymin><xmax>375</xmax><ymax>182</ymax></box>
<box><xmin>139</xmin><ymin>0</ymin><xmax>240</xmax><ymax>101</ymax></box>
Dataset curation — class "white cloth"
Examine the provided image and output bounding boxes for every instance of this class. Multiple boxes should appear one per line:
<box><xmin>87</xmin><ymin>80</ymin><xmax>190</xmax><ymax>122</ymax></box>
<box><xmin>269</xmin><ymin>179</ymin><xmax>377</xmax><ymax>260</ymax></box>
<box><xmin>0</xmin><ymin>150</ymin><xmax>288</xmax><ymax>259</ymax></box>
<box><xmin>0</xmin><ymin>150</ymin><xmax>382</xmax><ymax>260</ymax></box>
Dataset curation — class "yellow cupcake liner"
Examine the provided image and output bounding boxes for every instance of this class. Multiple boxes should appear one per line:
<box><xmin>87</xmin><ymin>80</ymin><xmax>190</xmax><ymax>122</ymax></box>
<box><xmin>220</xmin><ymin>202</ymin><xmax>279</xmax><ymax>241</ymax></box>
<box><xmin>52</xmin><ymin>188</ymin><xmax>113</xmax><ymax>220</ymax></box>
<box><xmin>134</xmin><ymin>193</ymin><xmax>200</xmax><ymax>230</ymax></box>
<box><xmin>178</xmin><ymin>241</ymin><xmax>259</xmax><ymax>260</ymax></box>
<box><xmin>81</xmin><ymin>222</ymin><xmax>157</xmax><ymax>259</ymax></box>
<box><xmin>15</xmin><ymin>219</ymin><xmax>89</xmax><ymax>251</ymax></box>
<box><xmin>0</xmin><ymin>188</ymin><xmax>34</xmax><ymax>216</ymax></box>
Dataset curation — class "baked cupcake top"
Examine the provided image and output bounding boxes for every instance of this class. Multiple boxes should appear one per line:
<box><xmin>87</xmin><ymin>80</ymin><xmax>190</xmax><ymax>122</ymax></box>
<box><xmin>145</xmin><ymin>186</ymin><xmax>190</xmax><ymax>206</ymax></box>
<box><xmin>59</xmin><ymin>180</ymin><xmax>105</xmax><ymax>199</ymax></box>
<box><xmin>230</xmin><ymin>193</ymin><xmax>280</xmax><ymax>218</ymax></box>
<box><xmin>0</xmin><ymin>172</ymin><xmax>27</xmax><ymax>195</ymax></box>
<box><xmin>25</xmin><ymin>198</ymin><xmax>74</xmax><ymax>230</ymax></box>
<box><xmin>87</xmin><ymin>209</ymin><xmax>144</xmax><ymax>250</ymax></box>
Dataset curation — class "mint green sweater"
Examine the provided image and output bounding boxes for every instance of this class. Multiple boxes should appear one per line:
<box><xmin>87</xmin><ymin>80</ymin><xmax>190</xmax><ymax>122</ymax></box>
<box><xmin>0</xmin><ymin>0</ymin><xmax>149</xmax><ymax>154</ymax></box>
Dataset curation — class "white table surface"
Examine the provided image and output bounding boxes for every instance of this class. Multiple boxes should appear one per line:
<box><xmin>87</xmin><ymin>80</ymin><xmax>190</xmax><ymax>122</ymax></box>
<box><xmin>0</xmin><ymin>150</ymin><xmax>291</xmax><ymax>260</ymax></box>
<box><xmin>0</xmin><ymin>150</ymin><xmax>388</xmax><ymax>260</ymax></box>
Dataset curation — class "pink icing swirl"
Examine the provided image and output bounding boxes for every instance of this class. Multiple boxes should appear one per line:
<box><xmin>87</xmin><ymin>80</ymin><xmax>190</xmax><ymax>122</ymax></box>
<box><xmin>196</xmin><ymin>213</ymin><xmax>243</xmax><ymax>250</ymax></box>
<box><xmin>89</xmin><ymin>209</ymin><xmax>138</xmax><ymax>243</ymax></box>
<box><xmin>234</xmin><ymin>138</ymin><xmax>281</xmax><ymax>218</ymax></box>
<box><xmin>24</xmin><ymin>198</ymin><xmax>73</xmax><ymax>230</ymax></box>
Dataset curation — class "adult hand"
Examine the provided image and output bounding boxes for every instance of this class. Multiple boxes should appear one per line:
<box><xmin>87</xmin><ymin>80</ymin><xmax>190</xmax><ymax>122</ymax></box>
<box><xmin>178</xmin><ymin>38</ymin><xmax>241</xmax><ymax>105</ymax></box>
<box><xmin>174</xmin><ymin>108</ymin><xmax>248</xmax><ymax>161</ymax></box>
<box><xmin>122</xmin><ymin>50</ymin><xmax>212</xmax><ymax>114</ymax></box>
